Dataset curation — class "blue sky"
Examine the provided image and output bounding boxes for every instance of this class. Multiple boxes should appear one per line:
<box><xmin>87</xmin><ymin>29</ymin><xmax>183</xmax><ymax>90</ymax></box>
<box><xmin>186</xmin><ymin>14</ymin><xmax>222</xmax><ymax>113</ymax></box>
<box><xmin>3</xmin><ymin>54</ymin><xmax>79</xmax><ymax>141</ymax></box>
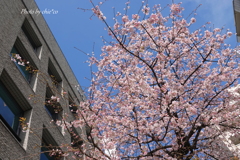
<box><xmin>34</xmin><ymin>0</ymin><xmax>238</xmax><ymax>92</ymax></box>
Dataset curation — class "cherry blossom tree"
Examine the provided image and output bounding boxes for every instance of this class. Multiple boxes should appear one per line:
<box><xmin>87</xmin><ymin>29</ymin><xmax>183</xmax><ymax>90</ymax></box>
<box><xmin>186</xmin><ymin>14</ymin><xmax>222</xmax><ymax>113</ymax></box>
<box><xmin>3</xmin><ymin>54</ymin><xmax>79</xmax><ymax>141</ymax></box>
<box><xmin>19</xmin><ymin>1</ymin><xmax>240</xmax><ymax>159</ymax></box>
<box><xmin>69</xmin><ymin>2</ymin><xmax>240</xmax><ymax>159</ymax></box>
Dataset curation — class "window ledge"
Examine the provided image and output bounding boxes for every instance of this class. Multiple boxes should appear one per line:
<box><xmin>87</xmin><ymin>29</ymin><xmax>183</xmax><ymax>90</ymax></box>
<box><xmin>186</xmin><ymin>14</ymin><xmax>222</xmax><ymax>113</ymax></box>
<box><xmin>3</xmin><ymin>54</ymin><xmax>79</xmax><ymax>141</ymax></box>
<box><xmin>0</xmin><ymin>117</ymin><xmax>26</xmax><ymax>153</ymax></box>
<box><xmin>0</xmin><ymin>115</ymin><xmax>21</xmax><ymax>141</ymax></box>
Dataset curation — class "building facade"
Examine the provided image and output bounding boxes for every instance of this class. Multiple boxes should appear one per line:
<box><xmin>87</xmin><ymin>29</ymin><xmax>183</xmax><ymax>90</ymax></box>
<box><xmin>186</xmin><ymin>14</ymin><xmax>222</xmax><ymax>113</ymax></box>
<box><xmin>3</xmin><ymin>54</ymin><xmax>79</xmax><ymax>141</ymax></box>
<box><xmin>0</xmin><ymin>0</ymin><xmax>85</xmax><ymax>159</ymax></box>
<box><xmin>234</xmin><ymin>0</ymin><xmax>240</xmax><ymax>42</ymax></box>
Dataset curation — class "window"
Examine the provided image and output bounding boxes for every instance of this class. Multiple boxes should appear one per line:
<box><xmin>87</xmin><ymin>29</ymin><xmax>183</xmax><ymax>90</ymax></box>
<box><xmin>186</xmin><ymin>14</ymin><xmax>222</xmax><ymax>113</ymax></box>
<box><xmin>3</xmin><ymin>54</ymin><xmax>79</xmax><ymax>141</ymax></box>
<box><xmin>45</xmin><ymin>87</ymin><xmax>62</xmax><ymax>121</ymax></box>
<box><xmin>22</xmin><ymin>19</ymin><xmax>42</xmax><ymax>53</ymax></box>
<box><xmin>48</xmin><ymin>59</ymin><xmax>62</xmax><ymax>92</ymax></box>
<box><xmin>10</xmin><ymin>46</ymin><xmax>32</xmax><ymax>82</ymax></box>
<box><xmin>40</xmin><ymin>127</ymin><xmax>62</xmax><ymax>160</ymax></box>
<box><xmin>40</xmin><ymin>146</ymin><xmax>54</xmax><ymax>160</ymax></box>
<box><xmin>68</xmin><ymin>93</ymin><xmax>78</xmax><ymax>115</ymax></box>
<box><xmin>0</xmin><ymin>80</ymin><xmax>23</xmax><ymax>141</ymax></box>
<box><xmin>40</xmin><ymin>138</ymin><xmax>56</xmax><ymax>160</ymax></box>
<box><xmin>70</xmin><ymin>127</ymin><xmax>83</xmax><ymax>148</ymax></box>
<box><xmin>10</xmin><ymin>38</ymin><xmax>38</xmax><ymax>86</ymax></box>
<box><xmin>44</xmin><ymin>105</ymin><xmax>60</xmax><ymax>122</ymax></box>
<box><xmin>48</xmin><ymin>69</ymin><xmax>60</xmax><ymax>88</ymax></box>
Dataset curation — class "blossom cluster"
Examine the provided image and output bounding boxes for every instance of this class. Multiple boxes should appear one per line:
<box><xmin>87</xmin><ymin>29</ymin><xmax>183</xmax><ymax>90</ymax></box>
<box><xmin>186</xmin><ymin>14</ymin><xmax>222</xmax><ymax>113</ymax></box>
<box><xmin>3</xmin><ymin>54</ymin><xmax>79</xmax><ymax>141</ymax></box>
<box><xmin>75</xmin><ymin>2</ymin><xmax>240</xmax><ymax>159</ymax></box>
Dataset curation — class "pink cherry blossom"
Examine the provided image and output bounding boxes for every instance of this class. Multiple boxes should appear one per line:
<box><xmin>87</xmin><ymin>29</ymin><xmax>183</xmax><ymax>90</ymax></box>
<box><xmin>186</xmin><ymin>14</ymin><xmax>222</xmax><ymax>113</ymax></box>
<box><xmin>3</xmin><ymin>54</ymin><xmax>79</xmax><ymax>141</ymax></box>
<box><xmin>122</xmin><ymin>15</ymin><xmax>129</xmax><ymax>22</ymax></box>
<box><xmin>132</xmin><ymin>14</ymin><xmax>139</xmax><ymax>20</ymax></box>
<box><xmin>227</xmin><ymin>32</ymin><xmax>233</xmax><ymax>37</ymax></box>
<box><xmin>190</xmin><ymin>17</ymin><xmax>196</xmax><ymax>23</ymax></box>
<box><xmin>142</xmin><ymin>6</ymin><xmax>150</xmax><ymax>15</ymax></box>
<box><xmin>50</xmin><ymin>2</ymin><xmax>240</xmax><ymax>159</ymax></box>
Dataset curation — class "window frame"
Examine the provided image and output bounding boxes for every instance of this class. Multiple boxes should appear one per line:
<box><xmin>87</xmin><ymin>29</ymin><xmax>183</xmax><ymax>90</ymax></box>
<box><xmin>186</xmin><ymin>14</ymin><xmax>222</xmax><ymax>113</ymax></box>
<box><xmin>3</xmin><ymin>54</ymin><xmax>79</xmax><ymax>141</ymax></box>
<box><xmin>40</xmin><ymin>127</ymin><xmax>63</xmax><ymax>160</ymax></box>
<box><xmin>68</xmin><ymin>93</ymin><xmax>78</xmax><ymax>115</ymax></box>
<box><xmin>48</xmin><ymin>59</ymin><xmax>62</xmax><ymax>93</ymax></box>
<box><xmin>10</xmin><ymin>46</ymin><xmax>33</xmax><ymax>83</ymax></box>
<box><xmin>21</xmin><ymin>19</ymin><xmax>42</xmax><ymax>54</ymax></box>
<box><xmin>70</xmin><ymin>127</ymin><xmax>83</xmax><ymax>148</ymax></box>
<box><xmin>0</xmin><ymin>80</ymin><xmax>24</xmax><ymax>141</ymax></box>
<box><xmin>45</xmin><ymin>86</ymin><xmax>62</xmax><ymax>122</ymax></box>
<box><xmin>40</xmin><ymin>138</ymin><xmax>56</xmax><ymax>160</ymax></box>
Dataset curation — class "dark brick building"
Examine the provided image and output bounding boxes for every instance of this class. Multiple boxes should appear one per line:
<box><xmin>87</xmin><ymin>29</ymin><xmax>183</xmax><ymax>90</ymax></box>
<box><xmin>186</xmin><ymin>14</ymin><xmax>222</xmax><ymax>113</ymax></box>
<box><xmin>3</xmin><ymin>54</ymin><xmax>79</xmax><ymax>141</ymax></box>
<box><xmin>0</xmin><ymin>0</ymin><xmax>85</xmax><ymax>159</ymax></box>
